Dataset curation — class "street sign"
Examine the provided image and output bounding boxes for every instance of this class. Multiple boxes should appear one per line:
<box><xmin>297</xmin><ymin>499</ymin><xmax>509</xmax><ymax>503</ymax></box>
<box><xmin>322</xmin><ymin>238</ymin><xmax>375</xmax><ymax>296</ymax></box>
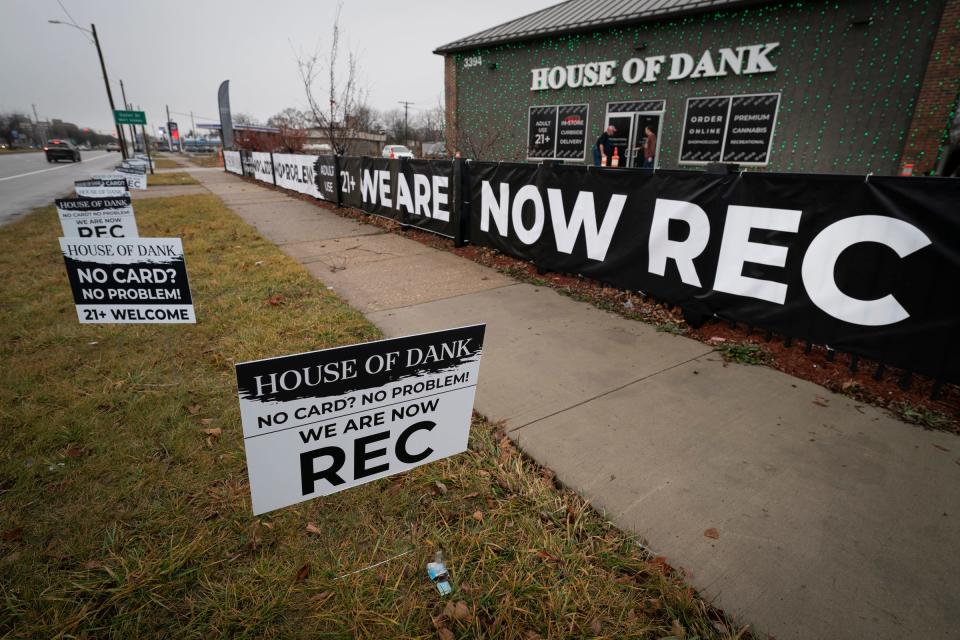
<box><xmin>114</xmin><ymin>110</ymin><xmax>147</xmax><ymax>125</ymax></box>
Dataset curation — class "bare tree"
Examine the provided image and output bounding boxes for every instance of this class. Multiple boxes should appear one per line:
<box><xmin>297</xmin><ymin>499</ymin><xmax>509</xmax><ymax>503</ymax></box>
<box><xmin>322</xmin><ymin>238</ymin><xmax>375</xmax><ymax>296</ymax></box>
<box><xmin>347</xmin><ymin>104</ymin><xmax>380</xmax><ymax>134</ymax></box>
<box><xmin>295</xmin><ymin>3</ymin><xmax>367</xmax><ymax>154</ymax></box>
<box><xmin>447</xmin><ymin>108</ymin><xmax>511</xmax><ymax>160</ymax></box>
<box><xmin>381</xmin><ymin>108</ymin><xmax>407</xmax><ymax>144</ymax></box>
<box><xmin>233</xmin><ymin>112</ymin><xmax>260</xmax><ymax>126</ymax></box>
<box><xmin>417</xmin><ymin>98</ymin><xmax>445</xmax><ymax>142</ymax></box>
<box><xmin>266</xmin><ymin>108</ymin><xmax>311</xmax><ymax>130</ymax></box>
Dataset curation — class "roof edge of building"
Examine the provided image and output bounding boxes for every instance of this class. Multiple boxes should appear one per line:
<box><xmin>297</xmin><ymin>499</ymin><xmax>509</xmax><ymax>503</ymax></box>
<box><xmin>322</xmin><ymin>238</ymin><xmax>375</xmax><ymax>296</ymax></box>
<box><xmin>433</xmin><ymin>0</ymin><xmax>771</xmax><ymax>55</ymax></box>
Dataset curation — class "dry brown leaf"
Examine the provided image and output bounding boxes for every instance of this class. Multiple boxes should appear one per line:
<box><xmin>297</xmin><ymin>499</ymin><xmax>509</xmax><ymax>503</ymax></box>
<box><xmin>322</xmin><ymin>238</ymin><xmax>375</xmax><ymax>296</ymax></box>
<box><xmin>200</xmin><ymin>418</ymin><xmax>215</xmax><ymax>425</ymax></box>
<box><xmin>433</xmin><ymin>481</ymin><xmax>448</xmax><ymax>495</ymax></box>
<box><xmin>472</xmin><ymin>511</ymin><xmax>483</xmax><ymax>521</ymax></box>
<box><xmin>535</xmin><ymin>549</ymin><xmax>560</xmax><ymax>563</ymax></box>
<box><xmin>704</xmin><ymin>527</ymin><xmax>720</xmax><ymax>540</ymax></box>
<box><xmin>187</xmin><ymin>404</ymin><xmax>201</xmax><ymax>415</ymax></box>
<box><xmin>84</xmin><ymin>560</ymin><xmax>102</xmax><ymax>570</ymax></box>
<box><xmin>309</xmin><ymin>590</ymin><xmax>333</xmax><ymax>603</ymax></box>
<box><xmin>203</xmin><ymin>428</ymin><xmax>222</xmax><ymax>437</ymax></box>
<box><xmin>671</xmin><ymin>618</ymin><xmax>685</xmax><ymax>638</ymax></box>
<box><xmin>295</xmin><ymin>563</ymin><xmax>310</xmax><ymax>582</ymax></box>
<box><xmin>813</xmin><ymin>396</ymin><xmax>829</xmax><ymax>407</ymax></box>
<box><xmin>437</xmin><ymin>628</ymin><xmax>455</xmax><ymax>640</ymax></box>
<box><xmin>305</xmin><ymin>522</ymin><xmax>323</xmax><ymax>535</ymax></box>
<box><xmin>385</xmin><ymin>479</ymin><xmax>404</xmax><ymax>495</ymax></box>
<box><xmin>840</xmin><ymin>379</ymin><xmax>858</xmax><ymax>391</ymax></box>
<box><xmin>452</xmin><ymin>601</ymin><xmax>471</xmax><ymax>621</ymax></box>
<box><xmin>65</xmin><ymin>444</ymin><xmax>88</xmax><ymax>458</ymax></box>
<box><xmin>589</xmin><ymin>618</ymin><xmax>602</xmax><ymax>634</ymax></box>
<box><xmin>268</xmin><ymin>294</ymin><xmax>286</xmax><ymax>306</ymax></box>
<box><xmin>2</xmin><ymin>527</ymin><xmax>23</xmax><ymax>542</ymax></box>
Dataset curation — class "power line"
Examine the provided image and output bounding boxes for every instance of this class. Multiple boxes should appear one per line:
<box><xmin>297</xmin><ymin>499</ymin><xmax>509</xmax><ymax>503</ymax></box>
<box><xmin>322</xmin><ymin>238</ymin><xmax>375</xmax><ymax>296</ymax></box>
<box><xmin>56</xmin><ymin>0</ymin><xmax>92</xmax><ymax>42</ymax></box>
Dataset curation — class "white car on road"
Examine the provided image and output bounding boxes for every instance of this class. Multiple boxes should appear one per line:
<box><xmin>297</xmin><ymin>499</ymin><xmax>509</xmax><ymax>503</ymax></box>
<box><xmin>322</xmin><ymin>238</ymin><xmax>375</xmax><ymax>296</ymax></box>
<box><xmin>382</xmin><ymin>145</ymin><xmax>414</xmax><ymax>159</ymax></box>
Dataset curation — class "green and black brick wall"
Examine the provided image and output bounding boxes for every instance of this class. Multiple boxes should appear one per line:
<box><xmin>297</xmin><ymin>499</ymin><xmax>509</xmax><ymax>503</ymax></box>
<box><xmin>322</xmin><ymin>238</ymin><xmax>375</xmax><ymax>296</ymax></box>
<box><xmin>445</xmin><ymin>0</ymin><xmax>950</xmax><ymax>175</ymax></box>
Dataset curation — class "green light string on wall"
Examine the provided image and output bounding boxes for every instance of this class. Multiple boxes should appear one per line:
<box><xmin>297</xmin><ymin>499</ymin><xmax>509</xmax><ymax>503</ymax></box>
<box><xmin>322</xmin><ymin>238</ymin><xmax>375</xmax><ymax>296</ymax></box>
<box><xmin>452</xmin><ymin>0</ymin><xmax>948</xmax><ymax>175</ymax></box>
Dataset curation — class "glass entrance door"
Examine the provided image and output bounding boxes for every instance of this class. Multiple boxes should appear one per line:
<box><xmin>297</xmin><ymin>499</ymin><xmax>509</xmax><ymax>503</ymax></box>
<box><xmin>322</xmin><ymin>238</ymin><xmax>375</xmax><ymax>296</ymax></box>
<box><xmin>633</xmin><ymin>113</ymin><xmax>663</xmax><ymax>169</ymax></box>
<box><xmin>604</xmin><ymin>103</ymin><xmax>665</xmax><ymax>169</ymax></box>
<box><xmin>604</xmin><ymin>114</ymin><xmax>633</xmax><ymax>168</ymax></box>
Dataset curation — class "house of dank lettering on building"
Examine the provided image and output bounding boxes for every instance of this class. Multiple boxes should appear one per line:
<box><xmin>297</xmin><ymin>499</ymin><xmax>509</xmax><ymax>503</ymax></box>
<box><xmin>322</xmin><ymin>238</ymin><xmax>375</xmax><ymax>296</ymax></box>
<box><xmin>435</xmin><ymin>0</ymin><xmax>959</xmax><ymax>175</ymax></box>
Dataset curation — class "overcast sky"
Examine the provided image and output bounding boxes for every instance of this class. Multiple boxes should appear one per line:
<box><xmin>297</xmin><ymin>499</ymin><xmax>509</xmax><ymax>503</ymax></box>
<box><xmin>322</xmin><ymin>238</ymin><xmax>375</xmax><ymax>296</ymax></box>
<box><xmin>0</xmin><ymin>0</ymin><xmax>557</xmax><ymax>135</ymax></box>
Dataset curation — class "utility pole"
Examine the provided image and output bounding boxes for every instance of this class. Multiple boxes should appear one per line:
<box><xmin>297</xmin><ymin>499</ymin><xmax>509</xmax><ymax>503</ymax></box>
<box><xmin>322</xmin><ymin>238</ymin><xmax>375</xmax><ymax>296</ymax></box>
<box><xmin>190</xmin><ymin>111</ymin><xmax>196</xmax><ymax>149</ymax></box>
<box><xmin>47</xmin><ymin>20</ymin><xmax>126</xmax><ymax>158</ymax></box>
<box><xmin>165</xmin><ymin>104</ymin><xmax>174</xmax><ymax>152</ymax></box>
<box><xmin>91</xmin><ymin>24</ymin><xmax>128</xmax><ymax>160</ymax></box>
<box><xmin>398</xmin><ymin>100</ymin><xmax>414</xmax><ymax>145</ymax></box>
<box><xmin>137</xmin><ymin>103</ymin><xmax>154</xmax><ymax>175</ymax></box>
<box><xmin>31</xmin><ymin>103</ymin><xmax>43</xmax><ymax>146</ymax></box>
<box><xmin>119</xmin><ymin>79</ymin><xmax>136</xmax><ymax>154</ymax></box>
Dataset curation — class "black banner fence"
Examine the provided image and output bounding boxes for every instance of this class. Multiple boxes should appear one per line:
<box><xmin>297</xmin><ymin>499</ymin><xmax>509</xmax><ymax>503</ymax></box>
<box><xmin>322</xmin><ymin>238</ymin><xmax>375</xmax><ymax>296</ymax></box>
<box><xmin>225</xmin><ymin>152</ymin><xmax>960</xmax><ymax>384</ymax></box>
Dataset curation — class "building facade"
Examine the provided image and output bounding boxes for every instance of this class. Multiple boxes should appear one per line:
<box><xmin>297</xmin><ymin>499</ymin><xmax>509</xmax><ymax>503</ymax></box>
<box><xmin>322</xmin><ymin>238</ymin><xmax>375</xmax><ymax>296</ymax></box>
<box><xmin>436</xmin><ymin>0</ymin><xmax>959</xmax><ymax>175</ymax></box>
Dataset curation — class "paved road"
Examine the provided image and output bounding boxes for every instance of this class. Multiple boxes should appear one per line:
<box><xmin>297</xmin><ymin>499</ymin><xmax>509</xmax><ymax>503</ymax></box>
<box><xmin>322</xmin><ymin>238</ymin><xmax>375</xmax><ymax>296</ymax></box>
<box><xmin>0</xmin><ymin>151</ymin><xmax>120</xmax><ymax>226</ymax></box>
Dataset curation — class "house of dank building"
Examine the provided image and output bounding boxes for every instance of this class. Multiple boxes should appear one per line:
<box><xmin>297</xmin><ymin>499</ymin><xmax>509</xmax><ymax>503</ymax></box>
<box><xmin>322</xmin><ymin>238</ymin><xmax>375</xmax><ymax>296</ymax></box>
<box><xmin>435</xmin><ymin>0</ymin><xmax>959</xmax><ymax>175</ymax></box>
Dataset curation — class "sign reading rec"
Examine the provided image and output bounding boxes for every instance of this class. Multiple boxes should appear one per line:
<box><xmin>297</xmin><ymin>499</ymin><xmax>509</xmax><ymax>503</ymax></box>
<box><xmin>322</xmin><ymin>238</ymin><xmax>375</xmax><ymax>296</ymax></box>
<box><xmin>679</xmin><ymin>93</ymin><xmax>780</xmax><ymax>165</ymax></box>
<box><xmin>527</xmin><ymin>104</ymin><xmax>588</xmax><ymax>161</ymax></box>
<box><xmin>56</xmin><ymin>196</ymin><xmax>138</xmax><ymax>238</ymax></box>
<box><xmin>59</xmin><ymin>237</ymin><xmax>195</xmax><ymax>324</ymax></box>
<box><xmin>235</xmin><ymin>325</ymin><xmax>486</xmax><ymax>515</ymax></box>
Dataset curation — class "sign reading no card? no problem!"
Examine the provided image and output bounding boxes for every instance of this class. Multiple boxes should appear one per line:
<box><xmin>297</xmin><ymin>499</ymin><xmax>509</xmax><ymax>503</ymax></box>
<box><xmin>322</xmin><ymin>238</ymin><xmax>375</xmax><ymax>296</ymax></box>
<box><xmin>235</xmin><ymin>325</ymin><xmax>486</xmax><ymax>515</ymax></box>
<box><xmin>56</xmin><ymin>196</ymin><xmax>138</xmax><ymax>239</ymax></box>
<box><xmin>59</xmin><ymin>237</ymin><xmax>195</xmax><ymax>324</ymax></box>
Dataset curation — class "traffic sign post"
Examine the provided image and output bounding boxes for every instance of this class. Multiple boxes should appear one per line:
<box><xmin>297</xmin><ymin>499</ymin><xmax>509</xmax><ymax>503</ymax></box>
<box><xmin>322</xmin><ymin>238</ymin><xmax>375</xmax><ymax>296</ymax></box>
<box><xmin>113</xmin><ymin>110</ymin><xmax>147</xmax><ymax>126</ymax></box>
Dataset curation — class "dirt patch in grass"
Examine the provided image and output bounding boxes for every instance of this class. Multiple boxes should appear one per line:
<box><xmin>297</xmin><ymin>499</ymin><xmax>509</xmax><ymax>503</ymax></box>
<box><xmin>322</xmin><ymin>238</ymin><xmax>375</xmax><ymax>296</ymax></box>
<box><xmin>0</xmin><ymin>195</ymin><xmax>749</xmax><ymax>638</ymax></box>
<box><xmin>149</xmin><ymin>171</ymin><xmax>199</xmax><ymax>186</ymax></box>
<box><xmin>242</xmin><ymin>176</ymin><xmax>958</xmax><ymax>434</ymax></box>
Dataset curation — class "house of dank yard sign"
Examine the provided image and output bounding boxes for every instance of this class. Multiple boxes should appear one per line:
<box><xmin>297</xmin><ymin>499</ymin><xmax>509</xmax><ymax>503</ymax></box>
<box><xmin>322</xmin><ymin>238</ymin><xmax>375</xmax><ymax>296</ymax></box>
<box><xmin>235</xmin><ymin>325</ymin><xmax>486</xmax><ymax>515</ymax></box>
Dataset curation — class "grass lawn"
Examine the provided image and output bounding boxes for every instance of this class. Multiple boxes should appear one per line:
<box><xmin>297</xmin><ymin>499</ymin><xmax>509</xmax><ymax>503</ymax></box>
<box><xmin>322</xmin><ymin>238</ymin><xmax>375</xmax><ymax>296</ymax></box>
<box><xmin>154</xmin><ymin>157</ymin><xmax>183</xmax><ymax>169</ymax></box>
<box><xmin>149</xmin><ymin>172</ymin><xmax>199</xmax><ymax>186</ymax></box>
<box><xmin>0</xmin><ymin>148</ymin><xmax>41</xmax><ymax>154</ymax></box>
<box><xmin>0</xmin><ymin>194</ymin><xmax>744</xmax><ymax>638</ymax></box>
<box><xmin>188</xmin><ymin>154</ymin><xmax>223</xmax><ymax>168</ymax></box>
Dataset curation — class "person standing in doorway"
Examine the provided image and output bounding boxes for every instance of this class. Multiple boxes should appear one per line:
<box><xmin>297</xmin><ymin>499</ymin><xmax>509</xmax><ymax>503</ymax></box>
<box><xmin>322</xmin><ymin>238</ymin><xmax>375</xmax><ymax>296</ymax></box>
<box><xmin>642</xmin><ymin>125</ymin><xmax>657</xmax><ymax>168</ymax></box>
<box><xmin>595</xmin><ymin>125</ymin><xmax>616</xmax><ymax>166</ymax></box>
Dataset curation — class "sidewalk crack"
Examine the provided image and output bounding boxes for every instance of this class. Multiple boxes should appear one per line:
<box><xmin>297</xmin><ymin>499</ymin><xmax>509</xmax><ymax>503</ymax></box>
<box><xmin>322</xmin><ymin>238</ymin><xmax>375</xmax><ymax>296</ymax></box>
<box><xmin>508</xmin><ymin>349</ymin><xmax>715</xmax><ymax>433</ymax></box>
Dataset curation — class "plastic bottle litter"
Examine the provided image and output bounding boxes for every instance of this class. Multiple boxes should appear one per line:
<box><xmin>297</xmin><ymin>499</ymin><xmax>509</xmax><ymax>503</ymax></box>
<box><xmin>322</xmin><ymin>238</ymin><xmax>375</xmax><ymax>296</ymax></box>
<box><xmin>427</xmin><ymin>550</ymin><xmax>452</xmax><ymax>596</ymax></box>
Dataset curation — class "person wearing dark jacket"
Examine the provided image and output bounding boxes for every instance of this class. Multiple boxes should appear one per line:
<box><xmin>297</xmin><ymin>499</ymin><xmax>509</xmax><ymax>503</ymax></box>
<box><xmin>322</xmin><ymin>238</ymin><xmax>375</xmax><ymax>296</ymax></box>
<box><xmin>594</xmin><ymin>125</ymin><xmax>616</xmax><ymax>166</ymax></box>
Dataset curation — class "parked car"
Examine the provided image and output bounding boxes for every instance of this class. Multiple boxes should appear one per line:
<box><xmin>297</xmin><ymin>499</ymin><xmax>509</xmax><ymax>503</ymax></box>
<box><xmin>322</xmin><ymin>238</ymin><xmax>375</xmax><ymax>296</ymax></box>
<box><xmin>44</xmin><ymin>140</ymin><xmax>81</xmax><ymax>163</ymax></box>
<box><xmin>105</xmin><ymin>142</ymin><xmax>121</xmax><ymax>152</ymax></box>
<box><xmin>382</xmin><ymin>144</ymin><xmax>414</xmax><ymax>159</ymax></box>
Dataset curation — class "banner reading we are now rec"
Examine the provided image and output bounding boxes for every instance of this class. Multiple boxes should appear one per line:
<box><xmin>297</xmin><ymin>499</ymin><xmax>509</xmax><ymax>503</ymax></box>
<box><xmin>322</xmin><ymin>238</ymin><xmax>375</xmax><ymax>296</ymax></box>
<box><xmin>235</xmin><ymin>325</ymin><xmax>485</xmax><ymax>515</ymax></box>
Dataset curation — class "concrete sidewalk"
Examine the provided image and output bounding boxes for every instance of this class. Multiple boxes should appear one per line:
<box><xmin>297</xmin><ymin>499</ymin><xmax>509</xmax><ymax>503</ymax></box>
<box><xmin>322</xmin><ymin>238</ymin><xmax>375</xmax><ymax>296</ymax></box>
<box><xmin>188</xmin><ymin>168</ymin><xmax>959</xmax><ymax>639</ymax></box>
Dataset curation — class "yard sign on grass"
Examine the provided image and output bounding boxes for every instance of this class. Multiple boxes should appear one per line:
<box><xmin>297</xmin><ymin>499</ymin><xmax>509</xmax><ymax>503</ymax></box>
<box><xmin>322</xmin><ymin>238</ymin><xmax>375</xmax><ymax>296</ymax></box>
<box><xmin>235</xmin><ymin>325</ymin><xmax>486</xmax><ymax>515</ymax></box>
<box><xmin>59</xmin><ymin>237</ymin><xmax>195</xmax><ymax>323</ymax></box>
